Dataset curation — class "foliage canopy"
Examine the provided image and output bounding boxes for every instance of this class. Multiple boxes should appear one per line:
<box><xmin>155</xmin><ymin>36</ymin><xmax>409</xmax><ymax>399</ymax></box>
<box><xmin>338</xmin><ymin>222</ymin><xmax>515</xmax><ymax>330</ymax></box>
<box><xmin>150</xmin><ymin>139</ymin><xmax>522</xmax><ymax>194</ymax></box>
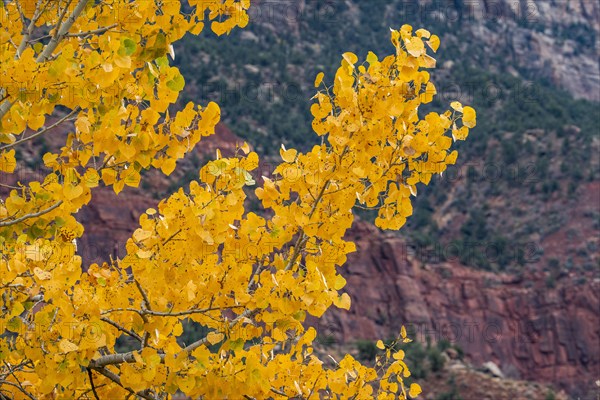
<box><xmin>0</xmin><ymin>1</ymin><xmax>474</xmax><ymax>398</ymax></box>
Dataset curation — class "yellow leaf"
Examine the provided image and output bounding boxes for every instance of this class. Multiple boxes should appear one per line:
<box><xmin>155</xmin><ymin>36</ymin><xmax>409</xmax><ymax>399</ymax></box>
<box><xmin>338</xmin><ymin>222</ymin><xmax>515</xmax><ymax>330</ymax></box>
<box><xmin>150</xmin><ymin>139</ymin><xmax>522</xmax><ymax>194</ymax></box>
<box><xmin>132</xmin><ymin>351</ymin><xmax>143</xmax><ymax>364</ymax></box>
<box><xmin>186</xmin><ymin>280</ymin><xmax>197</xmax><ymax>301</ymax></box>
<box><xmin>420</xmin><ymin>54</ymin><xmax>437</xmax><ymax>68</ymax></box>
<box><xmin>137</xmin><ymin>249</ymin><xmax>153</xmax><ymax>259</ymax></box>
<box><xmin>114</xmin><ymin>55</ymin><xmax>131</xmax><ymax>68</ymax></box>
<box><xmin>161</xmin><ymin>159</ymin><xmax>177</xmax><ymax>175</ymax></box>
<box><xmin>390</xmin><ymin>29</ymin><xmax>400</xmax><ymax>46</ymax></box>
<box><xmin>462</xmin><ymin>106</ymin><xmax>477</xmax><ymax>128</ymax></box>
<box><xmin>0</xmin><ymin>149</ymin><xmax>16</xmax><ymax>173</ymax></box>
<box><xmin>342</xmin><ymin>52</ymin><xmax>358</xmax><ymax>65</ymax></box>
<box><xmin>445</xmin><ymin>150</ymin><xmax>458</xmax><ymax>165</ymax></box>
<box><xmin>415</xmin><ymin>28</ymin><xmax>431</xmax><ymax>39</ymax></box>
<box><xmin>206</xmin><ymin>331</ymin><xmax>224</xmax><ymax>345</ymax></box>
<box><xmin>240</xmin><ymin>141</ymin><xmax>250</xmax><ymax>155</ymax></box>
<box><xmin>10</xmin><ymin>302</ymin><xmax>24</xmax><ymax>317</ymax></box>
<box><xmin>452</xmin><ymin>126</ymin><xmax>469</xmax><ymax>141</ymax></box>
<box><xmin>0</xmin><ymin>133</ymin><xmax>16</xmax><ymax>144</ymax></box>
<box><xmin>333</xmin><ymin>275</ymin><xmax>346</xmax><ymax>290</ymax></box>
<box><xmin>211</xmin><ymin>20</ymin><xmax>228</xmax><ymax>36</ymax></box>
<box><xmin>59</xmin><ymin>339</ymin><xmax>79</xmax><ymax>354</ymax></box>
<box><xmin>450</xmin><ymin>101</ymin><xmax>463</xmax><ymax>112</ymax></box>
<box><xmin>178</xmin><ymin>375</ymin><xmax>196</xmax><ymax>395</ymax></box>
<box><xmin>427</xmin><ymin>35</ymin><xmax>440</xmax><ymax>52</ymax></box>
<box><xmin>113</xmin><ymin>179</ymin><xmax>125</xmax><ymax>195</ymax></box>
<box><xmin>6</xmin><ymin>317</ymin><xmax>21</xmax><ymax>333</ymax></box>
<box><xmin>405</xmin><ymin>37</ymin><xmax>425</xmax><ymax>57</ymax></box>
<box><xmin>409</xmin><ymin>383</ymin><xmax>422</xmax><ymax>398</ymax></box>
<box><xmin>420</xmin><ymin>81</ymin><xmax>436</xmax><ymax>103</ymax></box>
<box><xmin>314</xmin><ymin>72</ymin><xmax>324</xmax><ymax>87</ymax></box>
<box><xmin>123</xmin><ymin>169</ymin><xmax>141</xmax><ymax>187</ymax></box>
<box><xmin>190</xmin><ymin>22</ymin><xmax>204</xmax><ymax>35</ymax></box>
<box><xmin>33</xmin><ymin>267</ymin><xmax>51</xmax><ymax>280</ymax></box>
<box><xmin>102</xmin><ymin>168</ymin><xmax>116</xmax><ymax>185</ymax></box>
<box><xmin>334</xmin><ymin>293</ymin><xmax>351</xmax><ymax>310</ymax></box>
<box><xmin>280</xmin><ymin>145</ymin><xmax>297</xmax><ymax>163</ymax></box>
<box><xmin>63</xmin><ymin>184</ymin><xmax>83</xmax><ymax>200</ymax></box>
<box><xmin>83</xmin><ymin>169</ymin><xmax>99</xmax><ymax>188</ymax></box>
<box><xmin>173</xmin><ymin>322</ymin><xmax>183</xmax><ymax>336</ymax></box>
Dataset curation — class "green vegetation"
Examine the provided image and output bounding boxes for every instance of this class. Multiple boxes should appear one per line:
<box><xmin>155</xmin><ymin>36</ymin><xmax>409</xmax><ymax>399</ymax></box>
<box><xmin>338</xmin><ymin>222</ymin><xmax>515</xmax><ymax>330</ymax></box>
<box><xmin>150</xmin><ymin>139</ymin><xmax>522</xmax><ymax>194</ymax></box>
<box><xmin>435</xmin><ymin>376</ymin><xmax>463</xmax><ymax>400</ymax></box>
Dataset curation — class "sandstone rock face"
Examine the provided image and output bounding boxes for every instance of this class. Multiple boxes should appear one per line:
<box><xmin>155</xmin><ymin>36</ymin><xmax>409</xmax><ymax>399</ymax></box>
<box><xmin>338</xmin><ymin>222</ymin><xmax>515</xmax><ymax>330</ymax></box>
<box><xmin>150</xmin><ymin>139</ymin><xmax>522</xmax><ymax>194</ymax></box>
<box><xmin>250</xmin><ymin>0</ymin><xmax>599</xmax><ymax>101</ymax></box>
<box><xmin>77</xmin><ymin>188</ymin><xmax>155</xmax><ymax>266</ymax></box>
<box><xmin>389</xmin><ymin>0</ymin><xmax>600</xmax><ymax>102</ymax></box>
<box><xmin>315</xmin><ymin>221</ymin><xmax>599</xmax><ymax>396</ymax></box>
<box><xmin>419</xmin><ymin>358</ymin><xmax>571</xmax><ymax>400</ymax></box>
<box><xmin>405</xmin><ymin>0</ymin><xmax>600</xmax><ymax>101</ymax></box>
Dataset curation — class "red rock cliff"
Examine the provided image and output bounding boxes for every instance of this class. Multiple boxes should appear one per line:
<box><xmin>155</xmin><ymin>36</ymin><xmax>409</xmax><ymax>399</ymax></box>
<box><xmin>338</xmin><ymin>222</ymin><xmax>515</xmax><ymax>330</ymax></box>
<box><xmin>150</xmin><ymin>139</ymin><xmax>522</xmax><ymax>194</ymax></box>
<box><xmin>314</xmin><ymin>221</ymin><xmax>599</xmax><ymax>395</ymax></box>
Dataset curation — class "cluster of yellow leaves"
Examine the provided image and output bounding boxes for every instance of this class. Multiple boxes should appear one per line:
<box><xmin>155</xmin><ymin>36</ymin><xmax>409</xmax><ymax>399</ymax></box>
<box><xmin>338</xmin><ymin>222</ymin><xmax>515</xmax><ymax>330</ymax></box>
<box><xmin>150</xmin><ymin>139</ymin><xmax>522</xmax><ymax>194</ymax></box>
<box><xmin>0</xmin><ymin>0</ymin><xmax>475</xmax><ymax>397</ymax></box>
<box><xmin>0</xmin><ymin>0</ymin><xmax>239</xmax><ymax>363</ymax></box>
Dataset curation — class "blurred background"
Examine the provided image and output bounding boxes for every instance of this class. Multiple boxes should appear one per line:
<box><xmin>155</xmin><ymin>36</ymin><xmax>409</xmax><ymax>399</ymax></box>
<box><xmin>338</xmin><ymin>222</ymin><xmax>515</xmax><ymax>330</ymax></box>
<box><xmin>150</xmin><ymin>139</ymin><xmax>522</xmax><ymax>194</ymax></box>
<box><xmin>41</xmin><ymin>1</ymin><xmax>597</xmax><ymax>398</ymax></box>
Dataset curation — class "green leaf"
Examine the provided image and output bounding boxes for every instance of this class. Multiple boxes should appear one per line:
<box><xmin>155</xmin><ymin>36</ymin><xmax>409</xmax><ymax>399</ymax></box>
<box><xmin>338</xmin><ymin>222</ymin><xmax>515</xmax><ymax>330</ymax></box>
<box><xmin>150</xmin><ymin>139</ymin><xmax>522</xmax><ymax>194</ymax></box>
<box><xmin>227</xmin><ymin>338</ymin><xmax>244</xmax><ymax>351</ymax></box>
<box><xmin>7</xmin><ymin>317</ymin><xmax>21</xmax><ymax>333</ymax></box>
<box><xmin>121</xmin><ymin>38</ymin><xmax>137</xmax><ymax>56</ymax></box>
<box><xmin>166</xmin><ymin>73</ymin><xmax>185</xmax><ymax>92</ymax></box>
<box><xmin>155</xmin><ymin>55</ymin><xmax>169</xmax><ymax>68</ymax></box>
<box><xmin>366</xmin><ymin>51</ymin><xmax>379</xmax><ymax>65</ymax></box>
<box><xmin>27</xmin><ymin>224</ymin><xmax>45</xmax><ymax>240</ymax></box>
<box><xmin>10</xmin><ymin>302</ymin><xmax>24</xmax><ymax>317</ymax></box>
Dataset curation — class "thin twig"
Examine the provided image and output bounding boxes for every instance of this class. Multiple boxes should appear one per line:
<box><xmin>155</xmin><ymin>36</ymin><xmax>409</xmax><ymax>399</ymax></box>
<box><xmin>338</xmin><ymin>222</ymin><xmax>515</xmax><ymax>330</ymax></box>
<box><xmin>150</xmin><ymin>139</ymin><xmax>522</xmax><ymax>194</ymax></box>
<box><xmin>2</xmin><ymin>361</ymin><xmax>35</xmax><ymax>400</ymax></box>
<box><xmin>66</xmin><ymin>24</ymin><xmax>119</xmax><ymax>38</ymax></box>
<box><xmin>86</xmin><ymin>368</ymin><xmax>100</xmax><ymax>400</ymax></box>
<box><xmin>0</xmin><ymin>200</ymin><xmax>63</xmax><ymax>227</ymax></box>
<box><xmin>100</xmin><ymin>305</ymin><xmax>243</xmax><ymax>317</ymax></box>
<box><xmin>36</xmin><ymin>0</ymin><xmax>83</xmax><ymax>62</ymax></box>
<box><xmin>15</xmin><ymin>0</ymin><xmax>45</xmax><ymax>58</ymax></box>
<box><xmin>270</xmin><ymin>387</ymin><xmax>288</xmax><ymax>397</ymax></box>
<box><xmin>0</xmin><ymin>380</ymin><xmax>36</xmax><ymax>400</ymax></box>
<box><xmin>91</xmin><ymin>367</ymin><xmax>155</xmax><ymax>400</ymax></box>
<box><xmin>0</xmin><ymin>107</ymin><xmax>80</xmax><ymax>152</ymax></box>
<box><xmin>100</xmin><ymin>317</ymin><xmax>143</xmax><ymax>342</ymax></box>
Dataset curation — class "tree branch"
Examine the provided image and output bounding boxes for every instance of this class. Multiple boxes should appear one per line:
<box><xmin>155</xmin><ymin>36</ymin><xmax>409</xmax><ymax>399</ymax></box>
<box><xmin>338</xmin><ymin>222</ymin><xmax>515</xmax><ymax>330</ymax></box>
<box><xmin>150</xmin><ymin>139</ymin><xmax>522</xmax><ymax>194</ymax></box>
<box><xmin>270</xmin><ymin>387</ymin><xmax>288</xmax><ymax>398</ymax></box>
<box><xmin>100</xmin><ymin>317</ymin><xmax>143</xmax><ymax>342</ymax></box>
<box><xmin>86</xmin><ymin>368</ymin><xmax>100</xmax><ymax>400</ymax></box>
<box><xmin>0</xmin><ymin>380</ymin><xmax>36</xmax><ymax>400</ymax></box>
<box><xmin>0</xmin><ymin>107</ymin><xmax>80</xmax><ymax>152</ymax></box>
<box><xmin>1</xmin><ymin>361</ymin><xmax>35</xmax><ymax>400</ymax></box>
<box><xmin>66</xmin><ymin>23</ymin><xmax>119</xmax><ymax>38</ymax></box>
<box><xmin>88</xmin><ymin>352</ymin><xmax>136</xmax><ymax>369</ymax></box>
<box><xmin>36</xmin><ymin>0</ymin><xmax>87</xmax><ymax>63</ymax></box>
<box><xmin>0</xmin><ymin>200</ymin><xmax>63</xmax><ymax>227</ymax></box>
<box><xmin>91</xmin><ymin>306</ymin><xmax>254</xmax><ymax>370</ymax></box>
<box><xmin>15</xmin><ymin>0</ymin><xmax>45</xmax><ymax>58</ymax></box>
<box><xmin>100</xmin><ymin>305</ymin><xmax>244</xmax><ymax>317</ymax></box>
<box><xmin>91</xmin><ymin>367</ymin><xmax>156</xmax><ymax>400</ymax></box>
